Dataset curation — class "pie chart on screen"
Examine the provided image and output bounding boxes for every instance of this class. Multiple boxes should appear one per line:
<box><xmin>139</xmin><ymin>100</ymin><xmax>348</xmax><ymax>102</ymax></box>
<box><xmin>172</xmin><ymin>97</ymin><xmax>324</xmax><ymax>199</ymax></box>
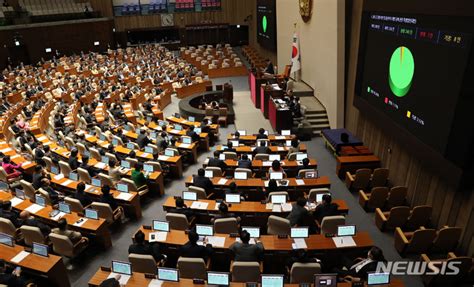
<box><xmin>389</xmin><ymin>46</ymin><xmax>415</xmax><ymax>97</ymax></box>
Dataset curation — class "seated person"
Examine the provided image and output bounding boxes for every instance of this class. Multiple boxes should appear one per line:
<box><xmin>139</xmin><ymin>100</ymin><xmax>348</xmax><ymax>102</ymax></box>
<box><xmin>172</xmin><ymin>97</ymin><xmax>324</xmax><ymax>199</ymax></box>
<box><xmin>186</xmin><ymin>126</ymin><xmax>200</xmax><ymax>143</ymax></box>
<box><xmin>211</xmin><ymin>202</ymin><xmax>240</xmax><ymax>223</ymax></box>
<box><xmin>68</xmin><ymin>148</ymin><xmax>80</xmax><ymax>170</ymax></box>
<box><xmin>297</xmin><ymin>158</ymin><xmax>311</xmax><ymax>174</ymax></box>
<box><xmin>136</xmin><ymin>129</ymin><xmax>150</xmax><ymax>149</ymax></box>
<box><xmin>52</xmin><ymin>218</ymin><xmax>88</xmax><ymax>245</ymax></box>
<box><xmin>268</xmin><ymin>160</ymin><xmax>286</xmax><ymax>178</ymax></box>
<box><xmin>225</xmin><ymin>141</ymin><xmax>237</xmax><ymax>153</ymax></box>
<box><xmin>100</xmin><ymin>185</ymin><xmax>119</xmax><ymax>211</ymax></box>
<box><xmin>262</xmin><ymin>59</ymin><xmax>275</xmax><ymax>76</ymax></box>
<box><xmin>32</xmin><ymin>165</ymin><xmax>48</xmax><ymax>189</ymax></box>
<box><xmin>80</xmin><ymin>155</ymin><xmax>99</xmax><ymax>177</ymax></box>
<box><xmin>264</xmin><ymin>179</ymin><xmax>285</xmax><ymax>198</ymax></box>
<box><xmin>287</xmin><ymin>139</ymin><xmax>301</xmax><ymax>157</ymax></box>
<box><xmin>99</xmin><ymin>276</ymin><xmax>120</xmax><ymax>287</ymax></box>
<box><xmin>129</xmin><ymin>230</ymin><xmax>164</xmax><ymax>262</ymax></box>
<box><xmin>287</xmin><ymin>197</ymin><xmax>309</xmax><ymax>227</ymax></box>
<box><xmin>253</xmin><ymin>140</ymin><xmax>270</xmax><ymax>155</ymax></box>
<box><xmin>286</xmin><ymin>249</ymin><xmax>319</xmax><ymax>270</ymax></box>
<box><xmin>75</xmin><ymin>182</ymin><xmax>92</xmax><ymax>207</ymax></box>
<box><xmin>313</xmin><ymin>194</ymin><xmax>339</xmax><ymax>223</ymax></box>
<box><xmin>131</xmin><ymin>162</ymin><xmax>148</xmax><ymax>188</ymax></box>
<box><xmin>1</xmin><ymin>156</ymin><xmax>22</xmax><ymax>179</ymax></box>
<box><xmin>108</xmin><ymin>159</ymin><xmax>123</xmax><ymax>185</ymax></box>
<box><xmin>0</xmin><ymin>201</ymin><xmax>22</xmax><ymax>227</ymax></box>
<box><xmin>0</xmin><ymin>259</ymin><xmax>28</xmax><ymax>287</ymax></box>
<box><xmin>40</xmin><ymin>178</ymin><xmax>60</xmax><ymax>204</ymax></box>
<box><xmin>170</xmin><ymin>197</ymin><xmax>194</xmax><ymax>219</ymax></box>
<box><xmin>225</xmin><ymin>182</ymin><xmax>246</xmax><ymax>201</ymax></box>
<box><xmin>229</xmin><ymin>230</ymin><xmax>264</xmax><ymax>262</ymax></box>
<box><xmin>192</xmin><ymin>168</ymin><xmax>214</xmax><ymax>192</ymax></box>
<box><xmin>256</xmin><ymin>128</ymin><xmax>268</xmax><ymax>140</ymax></box>
<box><xmin>19</xmin><ymin>211</ymin><xmax>51</xmax><ymax>236</ymax></box>
<box><xmin>208</xmin><ymin>151</ymin><xmax>227</xmax><ymax>170</ymax></box>
<box><xmin>237</xmin><ymin>154</ymin><xmax>252</xmax><ymax>169</ymax></box>
<box><xmin>179</xmin><ymin>230</ymin><xmax>213</xmax><ymax>261</ymax></box>
<box><xmin>232</xmin><ymin>131</ymin><xmax>240</xmax><ymax>140</ymax></box>
<box><xmin>333</xmin><ymin>246</ymin><xmax>386</xmax><ymax>282</ymax></box>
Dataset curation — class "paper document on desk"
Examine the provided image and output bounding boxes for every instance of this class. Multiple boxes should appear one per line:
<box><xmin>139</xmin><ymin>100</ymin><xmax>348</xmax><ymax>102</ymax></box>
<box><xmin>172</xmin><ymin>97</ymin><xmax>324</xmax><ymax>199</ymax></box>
<box><xmin>281</xmin><ymin>203</ymin><xmax>293</xmax><ymax>212</ymax></box>
<box><xmin>295</xmin><ymin>179</ymin><xmax>305</xmax><ymax>186</ymax></box>
<box><xmin>272</xmin><ymin>204</ymin><xmax>282</xmax><ymax>212</ymax></box>
<box><xmin>265</xmin><ymin>203</ymin><xmax>273</xmax><ymax>210</ymax></box>
<box><xmin>262</xmin><ymin>161</ymin><xmax>272</xmax><ymax>167</ymax></box>
<box><xmin>25</xmin><ymin>204</ymin><xmax>44</xmax><ymax>214</ymax></box>
<box><xmin>10</xmin><ymin>251</ymin><xmax>30</xmax><ymax>264</ymax></box>
<box><xmin>275</xmin><ymin>136</ymin><xmax>285</xmax><ymax>140</ymax></box>
<box><xmin>141</xmin><ymin>152</ymin><xmax>151</xmax><ymax>158</ymax></box>
<box><xmin>10</xmin><ymin>154</ymin><xmax>20</xmax><ymax>160</ymax></box>
<box><xmin>292</xmin><ymin>238</ymin><xmax>307</xmax><ymax>249</ymax></box>
<box><xmin>52</xmin><ymin>212</ymin><xmax>66</xmax><ymax>221</ymax></box>
<box><xmin>191</xmin><ymin>201</ymin><xmax>209</xmax><ymax>210</ymax></box>
<box><xmin>73</xmin><ymin>218</ymin><xmax>88</xmax><ymax>227</ymax></box>
<box><xmin>148</xmin><ymin>280</ymin><xmax>164</xmax><ymax>287</ymax></box>
<box><xmin>207</xmin><ymin>236</ymin><xmax>225</xmax><ymax>247</ymax></box>
<box><xmin>53</xmin><ymin>174</ymin><xmax>64</xmax><ymax>181</ymax></box>
<box><xmin>217</xmin><ymin>178</ymin><xmax>228</xmax><ymax>185</ymax></box>
<box><xmin>149</xmin><ymin>231</ymin><xmax>167</xmax><ymax>242</ymax></box>
<box><xmin>95</xmin><ymin>162</ymin><xmax>107</xmax><ymax>169</ymax></box>
<box><xmin>158</xmin><ymin>155</ymin><xmax>170</xmax><ymax>161</ymax></box>
<box><xmin>333</xmin><ymin>236</ymin><xmax>357</xmax><ymax>248</ymax></box>
<box><xmin>170</xmin><ymin>129</ymin><xmax>179</xmax><ymax>134</ymax></box>
<box><xmin>0</xmin><ymin>147</ymin><xmax>12</xmax><ymax>153</ymax></box>
<box><xmin>108</xmin><ymin>272</ymin><xmax>130</xmax><ymax>285</ymax></box>
<box><xmin>21</xmin><ymin>161</ymin><xmax>32</xmax><ymax>167</ymax></box>
<box><xmin>62</xmin><ymin>179</ymin><xmax>73</xmax><ymax>186</ymax></box>
<box><xmin>115</xmin><ymin>192</ymin><xmax>133</xmax><ymax>201</ymax></box>
<box><xmin>37</xmin><ymin>136</ymin><xmax>47</xmax><ymax>141</ymax></box>
<box><xmin>10</xmin><ymin>197</ymin><xmax>23</xmax><ymax>207</ymax></box>
<box><xmin>180</xmin><ymin>144</ymin><xmax>191</xmax><ymax>148</ymax></box>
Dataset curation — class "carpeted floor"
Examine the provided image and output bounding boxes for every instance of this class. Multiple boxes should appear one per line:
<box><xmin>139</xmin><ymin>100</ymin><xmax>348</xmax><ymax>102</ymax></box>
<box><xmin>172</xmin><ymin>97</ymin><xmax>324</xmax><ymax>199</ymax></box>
<box><xmin>69</xmin><ymin>75</ymin><xmax>423</xmax><ymax>286</ymax></box>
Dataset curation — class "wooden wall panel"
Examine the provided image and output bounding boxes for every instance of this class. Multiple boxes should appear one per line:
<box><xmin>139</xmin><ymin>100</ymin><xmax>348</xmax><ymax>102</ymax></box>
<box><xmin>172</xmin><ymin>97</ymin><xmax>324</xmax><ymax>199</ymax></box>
<box><xmin>345</xmin><ymin>0</ymin><xmax>474</xmax><ymax>256</ymax></box>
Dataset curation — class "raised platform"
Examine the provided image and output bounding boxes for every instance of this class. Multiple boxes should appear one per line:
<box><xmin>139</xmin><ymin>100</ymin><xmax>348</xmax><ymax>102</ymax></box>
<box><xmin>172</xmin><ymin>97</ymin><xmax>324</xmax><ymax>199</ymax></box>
<box><xmin>178</xmin><ymin>91</ymin><xmax>235</xmax><ymax>124</ymax></box>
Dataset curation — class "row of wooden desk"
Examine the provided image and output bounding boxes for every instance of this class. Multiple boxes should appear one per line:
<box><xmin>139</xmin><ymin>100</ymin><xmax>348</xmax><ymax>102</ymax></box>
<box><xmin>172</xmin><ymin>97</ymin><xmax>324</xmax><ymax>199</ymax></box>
<box><xmin>88</xmin><ymin>271</ymin><xmax>404</xmax><ymax>287</ymax></box>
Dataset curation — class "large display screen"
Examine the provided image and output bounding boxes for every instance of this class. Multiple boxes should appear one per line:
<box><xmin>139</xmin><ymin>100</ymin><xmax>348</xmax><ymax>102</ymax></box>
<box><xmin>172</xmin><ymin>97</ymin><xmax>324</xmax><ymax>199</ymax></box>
<box><xmin>257</xmin><ymin>0</ymin><xmax>277</xmax><ymax>51</ymax></box>
<box><xmin>355</xmin><ymin>12</ymin><xmax>473</xmax><ymax>156</ymax></box>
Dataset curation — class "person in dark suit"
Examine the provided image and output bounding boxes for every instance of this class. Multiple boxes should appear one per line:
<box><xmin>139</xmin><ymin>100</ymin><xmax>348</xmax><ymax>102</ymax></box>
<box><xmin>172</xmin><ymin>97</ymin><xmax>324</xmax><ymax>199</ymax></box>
<box><xmin>296</xmin><ymin>158</ymin><xmax>311</xmax><ymax>174</ymax></box>
<box><xmin>256</xmin><ymin>128</ymin><xmax>268</xmax><ymax>140</ymax></box>
<box><xmin>136</xmin><ymin>129</ymin><xmax>150</xmax><ymax>149</ymax></box>
<box><xmin>313</xmin><ymin>194</ymin><xmax>339</xmax><ymax>223</ymax></box>
<box><xmin>264</xmin><ymin>179</ymin><xmax>284</xmax><ymax>198</ymax></box>
<box><xmin>225</xmin><ymin>141</ymin><xmax>237</xmax><ymax>153</ymax></box>
<box><xmin>192</xmin><ymin>168</ymin><xmax>214</xmax><ymax>193</ymax></box>
<box><xmin>210</xmin><ymin>202</ymin><xmax>240</xmax><ymax>223</ymax></box>
<box><xmin>19</xmin><ymin>211</ymin><xmax>51</xmax><ymax>236</ymax></box>
<box><xmin>0</xmin><ymin>201</ymin><xmax>22</xmax><ymax>228</ymax></box>
<box><xmin>225</xmin><ymin>182</ymin><xmax>246</xmax><ymax>201</ymax></box>
<box><xmin>128</xmin><ymin>230</ymin><xmax>164</xmax><ymax>262</ymax></box>
<box><xmin>34</xmin><ymin>142</ymin><xmax>45</xmax><ymax>162</ymax></box>
<box><xmin>186</xmin><ymin>126</ymin><xmax>200</xmax><ymax>143</ymax></box>
<box><xmin>100</xmin><ymin>185</ymin><xmax>118</xmax><ymax>211</ymax></box>
<box><xmin>40</xmin><ymin>178</ymin><xmax>60</xmax><ymax>204</ymax></box>
<box><xmin>169</xmin><ymin>197</ymin><xmax>194</xmax><ymax>220</ymax></box>
<box><xmin>68</xmin><ymin>149</ymin><xmax>80</xmax><ymax>170</ymax></box>
<box><xmin>0</xmin><ymin>259</ymin><xmax>29</xmax><ymax>287</ymax></box>
<box><xmin>263</xmin><ymin>59</ymin><xmax>275</xmax><ymax>75</ymax></box>
<box><xmin>79</xmin><ymin>155</ymin><xmax>99</xmax><ymax>177</ymax></box>
<box><xmin>253</xmin><ymin>140</ymin><xmax>270</xmax><ymax>155</ymax></box>
<box><xmin>229</xmin><ymin>230</ymin><xmax>264</xmax><ymax>262</ymax></box>
<box><xmin>32</xmin><ymin>165</ymin><xmax>48</xmax><ymax>189</ymax></box>
<box><xmin>179</xmin><ymin>230</ymin><xmax>213</xmax><ymax>261</ymax></box>
<box><xmin>237</xmin><ymin>154</ymin><xmax>252</xmax><ymax>169</ymax></box>
<box><xmin>287</xmin><ymin>197</ymin><xmax>309</xmax><ymax>227</ymax></box>
<box><xmin>334</xmin><ymin>246</ymin><xmax>386</xmax><ymax>281</ymax></box>
<box><xmin>75</xmin><ymin>182</ymin><xmax>92</xmax><ymax>207</ymax></box>
<box><xmin>208</xmin><ymin>151</ymin><xmax>227</xmax><ymax>170</ymax></box>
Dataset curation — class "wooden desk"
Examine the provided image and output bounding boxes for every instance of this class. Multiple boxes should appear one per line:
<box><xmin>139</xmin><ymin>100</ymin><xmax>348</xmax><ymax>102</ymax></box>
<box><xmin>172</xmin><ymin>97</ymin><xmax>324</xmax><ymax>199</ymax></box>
<box><xmin>89</xmin><ymin>270</ymin><xmax>404</xmax><ymax>287</ymax></box>
<box><xmin>0</xmin><ymin>141</ymin><xmax>36</xmax><ymax>174</ymax></box>
<box><xmin>176</xmin><ymin>81</ymin><xmax>212</xmax><ymax>99</ymax></box>
<box><xmin>185</xmin><ymin>176</ymin><xmax>331</xmax><ymax>190</ymax></box>
<box><xmin>0</xmin><ymin>244</ymin><xmax>70</xmax><ymax>287</ymax></box>
<box><xmin>137</xmin><ymin>228</ymin><xmax>373</xmax><ymax>252</ymax></box>
<box><xmin>50</xmin><ymin>175</ymin><xmax>142</xmax><ymax>219</ymax></box>
<box><xmin>339</xmin><ymin>146</ymin><xmax>373</xmax><ymax>157</ymax></box>
<box><xmin>226</xmin><ymin>134</ymin><xmax>296</xmax><ymax>143</ymax></box>
<box><xmin>336</xmin><ymin>156</ymin><xmax>381</xmax><ymax>179</ymax></box>
<box><xmin>162</xmin><ymin>197</ymin><xmax>349</xmax><ymax>215</ymax></box>
<box><xmin>215</xmin><ymin>145</ymin><xmax>307</xmax><ymax>156</ymax></box>
<box><xmin>0</xmin><ymin>191</ymin><xmax>112</xmax><ymax>248</ymax></box>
